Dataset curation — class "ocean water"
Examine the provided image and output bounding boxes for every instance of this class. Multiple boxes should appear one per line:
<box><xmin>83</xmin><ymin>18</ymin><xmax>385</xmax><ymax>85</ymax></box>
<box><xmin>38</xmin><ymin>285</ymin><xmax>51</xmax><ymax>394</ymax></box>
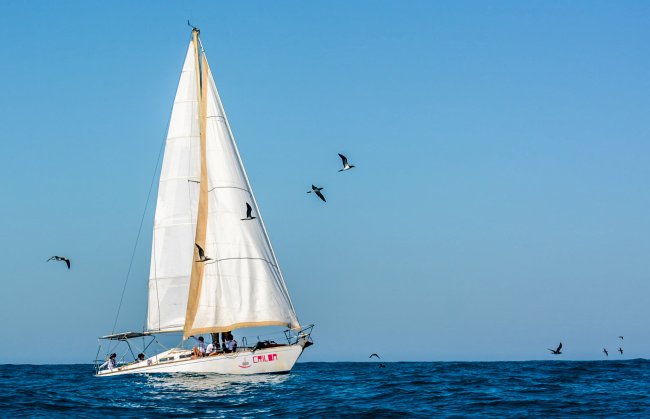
<box><xmin>1</xmin><ymin>360</ymin><xmax>650</xmax><ymax>417</ymax></box>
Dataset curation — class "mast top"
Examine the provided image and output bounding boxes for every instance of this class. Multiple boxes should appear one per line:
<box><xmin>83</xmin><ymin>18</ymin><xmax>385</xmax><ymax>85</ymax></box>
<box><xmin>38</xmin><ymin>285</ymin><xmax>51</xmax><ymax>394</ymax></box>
<box><xmin>187</xmin><ymin>20</ymin><xmax>200</xmax><ymax>35</ymax></box>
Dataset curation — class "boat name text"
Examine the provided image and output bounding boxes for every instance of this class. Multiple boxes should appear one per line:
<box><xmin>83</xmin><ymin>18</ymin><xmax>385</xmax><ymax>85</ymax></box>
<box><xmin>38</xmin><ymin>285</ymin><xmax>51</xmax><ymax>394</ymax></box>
<box><xmin>253</xmin><ymin>353</ymin><xmax>278</xmax><ymax>363</ymax></box>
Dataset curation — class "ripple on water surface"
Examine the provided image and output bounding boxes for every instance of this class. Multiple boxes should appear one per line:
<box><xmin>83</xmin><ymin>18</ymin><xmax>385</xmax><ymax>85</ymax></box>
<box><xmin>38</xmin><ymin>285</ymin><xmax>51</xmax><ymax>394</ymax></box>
<box><xmin>1</xmin><ymin>360</ymin><xmax>650</xmax><ymax>417</ymax></box>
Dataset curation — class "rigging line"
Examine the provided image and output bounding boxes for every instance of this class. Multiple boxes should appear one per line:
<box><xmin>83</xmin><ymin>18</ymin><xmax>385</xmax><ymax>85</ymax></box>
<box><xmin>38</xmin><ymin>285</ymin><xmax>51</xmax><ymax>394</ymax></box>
<box><xmin>155</xmin><ymin>339</ymin><xmax>172</xmax><ymax>351</ymax></box>
<box><xmin>151</xmin><ymin>198</ymin><xmax>161</xmax><ymax>332</ymax></box>
<box><xmin>111</xmin><ymin>115</ymin><xmax>170</xmax><ymax>336</ymax></box>
<box><xmin>94</xmin><ymin>342</ymin><xmax>103</xmax><ymax>372</ymax></box>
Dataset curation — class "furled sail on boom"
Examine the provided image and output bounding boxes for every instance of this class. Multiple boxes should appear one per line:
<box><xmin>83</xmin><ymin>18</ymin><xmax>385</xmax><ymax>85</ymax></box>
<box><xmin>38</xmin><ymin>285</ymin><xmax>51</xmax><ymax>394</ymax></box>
<box><xmin>147</xmin><ymin>30</ymin><xmax>300</xmax><ymax>338</ymax></box>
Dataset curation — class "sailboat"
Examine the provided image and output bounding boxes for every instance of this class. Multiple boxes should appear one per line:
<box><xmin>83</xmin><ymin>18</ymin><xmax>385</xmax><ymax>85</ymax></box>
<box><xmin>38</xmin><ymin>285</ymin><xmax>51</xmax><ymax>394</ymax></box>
<box><xmin>95</xmin><ymin>27</ymin><xmax>313</xmax><ymax>376</ymax></box>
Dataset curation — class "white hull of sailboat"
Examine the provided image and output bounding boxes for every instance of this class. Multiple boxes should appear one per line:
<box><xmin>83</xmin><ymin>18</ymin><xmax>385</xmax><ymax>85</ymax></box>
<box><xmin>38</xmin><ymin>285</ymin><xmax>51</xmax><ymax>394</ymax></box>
<box><xmin>96</xmin><ymin>343</ymin><xmax>306</xmax><ymax>377</ymax></box>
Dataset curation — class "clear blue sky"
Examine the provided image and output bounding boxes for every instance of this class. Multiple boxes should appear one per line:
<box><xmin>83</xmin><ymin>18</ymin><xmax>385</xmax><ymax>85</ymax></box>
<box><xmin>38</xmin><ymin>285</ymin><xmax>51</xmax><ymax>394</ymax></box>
<box><xmin>1</xmin><ymin>1</ymin><xmax>649</xmax><ymax>364</ymax></box>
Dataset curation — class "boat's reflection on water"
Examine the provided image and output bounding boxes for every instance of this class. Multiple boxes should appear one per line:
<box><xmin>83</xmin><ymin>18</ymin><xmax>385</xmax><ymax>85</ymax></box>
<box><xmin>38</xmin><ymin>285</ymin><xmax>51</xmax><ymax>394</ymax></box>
<box><xmin>144</xmin><ymin>372</ymin><xmax>290</xmax><ymax>394</ymax></box>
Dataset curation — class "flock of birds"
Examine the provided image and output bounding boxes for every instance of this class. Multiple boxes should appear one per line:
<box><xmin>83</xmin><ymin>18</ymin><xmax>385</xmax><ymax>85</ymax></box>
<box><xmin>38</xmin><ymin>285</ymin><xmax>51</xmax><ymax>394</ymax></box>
<box><xmin>46</xmin><ymin>153</ymin><xmax>357</xmax><ymax>271</ymax></box>
<box><xmin>368</xmin><ymin>338</ymin><xmax>629</xmax><ymax>367</ymax></box>
<box><xmin>307</xmin><ymin>153</ymin><xmax>355</xmax><ymax>202</ymax></box>
<box><xmin>548</xmin><ymin>336</ymin><xmax>626</xmax><ymax>357</ymax></box>
<box><xmin>366</xmin><ymin>338</ymin><xmax>628</xmax><ymax>367</ymax></box>
<box><xmin>193</xmin><ymin>153</ymin><xmax>356</xmax><ymax>263</ymax></box>
<box><xmin>48</xmin><ymin>153</ymin><xmax>631</xmax><ymax>364</ymax></box>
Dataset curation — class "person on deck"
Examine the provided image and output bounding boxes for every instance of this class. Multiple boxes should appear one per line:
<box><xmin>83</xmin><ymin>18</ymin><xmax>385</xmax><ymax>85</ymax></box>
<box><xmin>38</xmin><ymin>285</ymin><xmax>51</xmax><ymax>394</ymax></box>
<box><xmin>230</xmin><ymin>333</ymin><xmax>238</xmax><ymax>352</ymax></box>
<box><xmin>206</xmin><ymin>340</ymin><xmax>220</xmax><ymax>356</ymax></box>
<box><xmin>129</xmin><ymin>353</ymin><xmax>146</xmax><ymax>365</ymax></box>
<box><xmin>191</xmin><ymin>336</ymin><xmax>207</xmax><ymax>358</ymax></box>
<box><xmin>100</xmin><ymin>353</ymin><xmax>117</xmax><ymax>370</ymax></box>
<box><xmin>221</xmin><ymin>331</ymin><xmax>229</xmax><ymax>351</ymax></box>
<box><xmin>210</xmin><ymin>332</ymin><xmax>221</xmax><ymax>351</ymax></box>
<box><xmin>224</xmin><ymin>332</ymin><xmax>237</xmax><ymax>353</ymax></box>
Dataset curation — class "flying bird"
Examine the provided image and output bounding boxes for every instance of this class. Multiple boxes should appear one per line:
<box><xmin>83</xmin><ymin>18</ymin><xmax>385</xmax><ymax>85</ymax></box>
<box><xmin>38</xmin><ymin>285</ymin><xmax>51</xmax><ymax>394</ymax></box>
<box><xmin>369</xmin><ymin>353</ymin><xmax>381</xmax><ymax>359</ymax></box>
<box><xmin>548</xmin><ymin>342</ymin><xmax>562</xmax><ymax>355</ymax></box>
<box><xmin>618</xmin><ymin>336</ymin><xmax>624</xmax><ymax>340</ymax></box>
<box><xmin>338</xmin><ymin>153</ymin><xmax>355</xmax><ymax>172</ymax></box>
<box><xmin>195</xmin><ymin>243</ymin><xmax>212</xmax><ymax>262</ymax></box>
<box><xmin>46</xmin><ymin>256</ymin><xmax>70</xmax><ymax>269</ymax></box>
<box><xmin>603</xmin><ymin>348</ymin><xmax>608</xmax><ymax>356</ymax></box>
<box><xmin>307</xmin><ymin>185</ymin><xmax>326</xmax><ymax>202</ymax></box>
<box><xmin>241</xmin><ymin>203</ymin><xmax>256</xmax><ymax>221</ymax></box>
<box><xmin>619</xmin><ymin>347</ymin><xmax>623</xmax><ymax>355</ymax></box>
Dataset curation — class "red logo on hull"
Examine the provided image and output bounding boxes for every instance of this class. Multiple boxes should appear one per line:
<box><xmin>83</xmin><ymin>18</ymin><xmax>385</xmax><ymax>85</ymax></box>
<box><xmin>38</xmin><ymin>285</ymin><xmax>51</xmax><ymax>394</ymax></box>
<box><xmin>253</xmin><ymin>353</ymin><xmax>278</xmax><ymax>363</ymax></box>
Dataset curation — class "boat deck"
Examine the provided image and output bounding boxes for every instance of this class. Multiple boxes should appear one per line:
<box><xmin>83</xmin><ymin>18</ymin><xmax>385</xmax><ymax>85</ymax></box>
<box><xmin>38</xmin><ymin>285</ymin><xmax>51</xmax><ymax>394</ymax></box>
<box><xmin>96</xmin><ymin>344</ymin><xmax>294</xmax><ymax>376</ymax></box>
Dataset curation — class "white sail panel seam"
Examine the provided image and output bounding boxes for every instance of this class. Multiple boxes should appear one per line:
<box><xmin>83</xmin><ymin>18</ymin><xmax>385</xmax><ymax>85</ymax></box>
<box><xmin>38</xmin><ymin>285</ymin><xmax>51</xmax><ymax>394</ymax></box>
<box><xmin>166</xmin><ymin>135</ymin><xmax>198</xmax><ymax>141</ymax></box>
<box><xmin>203</xmin><ymin>257</ymin><xmax>279</xmax><ymax>268</ymax></box>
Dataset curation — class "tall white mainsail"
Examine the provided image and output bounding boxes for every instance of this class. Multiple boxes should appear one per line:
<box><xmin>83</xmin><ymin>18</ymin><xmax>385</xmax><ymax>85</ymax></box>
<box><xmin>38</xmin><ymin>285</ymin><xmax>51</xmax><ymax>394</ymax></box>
<box><xmin>148</xmin><ymin>33</ymin><xmax>299</xmax><ymax>337</ymax></box>
<box><xmin>146</xmin><ymin>40</ymin><xmax>200</xmax><ymax>332</ymax></box>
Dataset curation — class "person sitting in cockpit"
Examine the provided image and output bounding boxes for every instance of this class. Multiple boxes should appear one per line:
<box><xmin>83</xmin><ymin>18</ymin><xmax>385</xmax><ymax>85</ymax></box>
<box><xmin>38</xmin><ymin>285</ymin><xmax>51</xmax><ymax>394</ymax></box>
<box><xmin>191</xmin><ymin>336</ymin><xmax>207</xmax><ymax>358</ymax></box>
<box><xmin>100</xmin><ymin>353</ymin><xmax>117</xmax><ymax>370</ymax></box>
<box><xmin>206</xmin><ymin>340</ymin><xmax>220</xmax><ymax>356</ymax></box>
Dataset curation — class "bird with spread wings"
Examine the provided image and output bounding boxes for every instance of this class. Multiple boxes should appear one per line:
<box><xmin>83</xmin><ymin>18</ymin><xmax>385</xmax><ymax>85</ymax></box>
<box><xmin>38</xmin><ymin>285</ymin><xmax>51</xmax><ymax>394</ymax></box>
<box><xmin>47</xmin><ymin>256</ymin><xmax>70</xmax><ymax>269</ymax></box>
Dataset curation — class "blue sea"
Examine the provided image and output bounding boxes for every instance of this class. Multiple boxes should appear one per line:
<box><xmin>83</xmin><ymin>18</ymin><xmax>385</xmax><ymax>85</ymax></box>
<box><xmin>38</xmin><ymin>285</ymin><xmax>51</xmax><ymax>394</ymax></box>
<box><xmin>2</xmin><ymin>361</ymin><xmax>650</xmax><ymax>417</ymax></box>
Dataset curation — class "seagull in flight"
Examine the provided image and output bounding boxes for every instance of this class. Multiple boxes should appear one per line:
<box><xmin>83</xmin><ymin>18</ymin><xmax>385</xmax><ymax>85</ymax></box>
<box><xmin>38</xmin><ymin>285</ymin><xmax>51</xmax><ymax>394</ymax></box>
<box><xmin>548</xmin><ymin>342</ymin><xmax>562</xmax><ymax>355</ymax></box>
<box><xmin>369</xmin><ymin>353</ymin><xmax>380</xmax><ymax>359</ymax></box>
<box><xmin>618</xmin><ymin>347</ymin><xmax>624</xmax><ymax>355</ymax></box>
<box><xmin>195</xmin><ymin>243</ymin><xmax>212</xmax><ymax>262</ymax></box>
<box><xmin>307</xmin><ymin>185</ymin><xmax>326</xmax><ymax>202</ymax></box>
<box><xmin>241</xmin><ymin>203</ymin><xmax>256</xmax><ymax>221</ymax></box>
<box><xmin>46</xmin><ymin>256</ymin><xmax>70</xmax><ymax>269</ymax></box>
<box><xmin>603</xmin><ymin>348</ymin><xmax>608</xmax><ymax>356</ymax></box>
<box><xmin>338</xmin><ymin>153</ymin><xmax>355</xmax><ymax>172</ymax></box>
<box><xmin>618</xmin><ymin>336</ymin><xmax>624</xmax><ymax>340</ymax></box>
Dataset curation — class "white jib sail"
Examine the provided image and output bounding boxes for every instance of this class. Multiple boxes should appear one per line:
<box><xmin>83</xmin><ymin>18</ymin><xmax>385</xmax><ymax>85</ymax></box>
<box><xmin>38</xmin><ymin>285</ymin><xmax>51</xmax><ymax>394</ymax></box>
<box><xmin>147</xmin><ymin>41</ymin><xmax>201</xmax><ymax>332</ymax></box>
<box><xmin>183</xmin><ymin>60</ymin><xmax>300</xmax><ymax>335</ymax></box>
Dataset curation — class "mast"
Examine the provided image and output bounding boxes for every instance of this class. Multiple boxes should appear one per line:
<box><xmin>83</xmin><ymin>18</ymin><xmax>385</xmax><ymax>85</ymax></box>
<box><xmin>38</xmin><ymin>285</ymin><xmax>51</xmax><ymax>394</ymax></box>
<box><xmin>183</xmin><ymin>28</ymin><xmax>210</xmax><ymax>339</ymax></box>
